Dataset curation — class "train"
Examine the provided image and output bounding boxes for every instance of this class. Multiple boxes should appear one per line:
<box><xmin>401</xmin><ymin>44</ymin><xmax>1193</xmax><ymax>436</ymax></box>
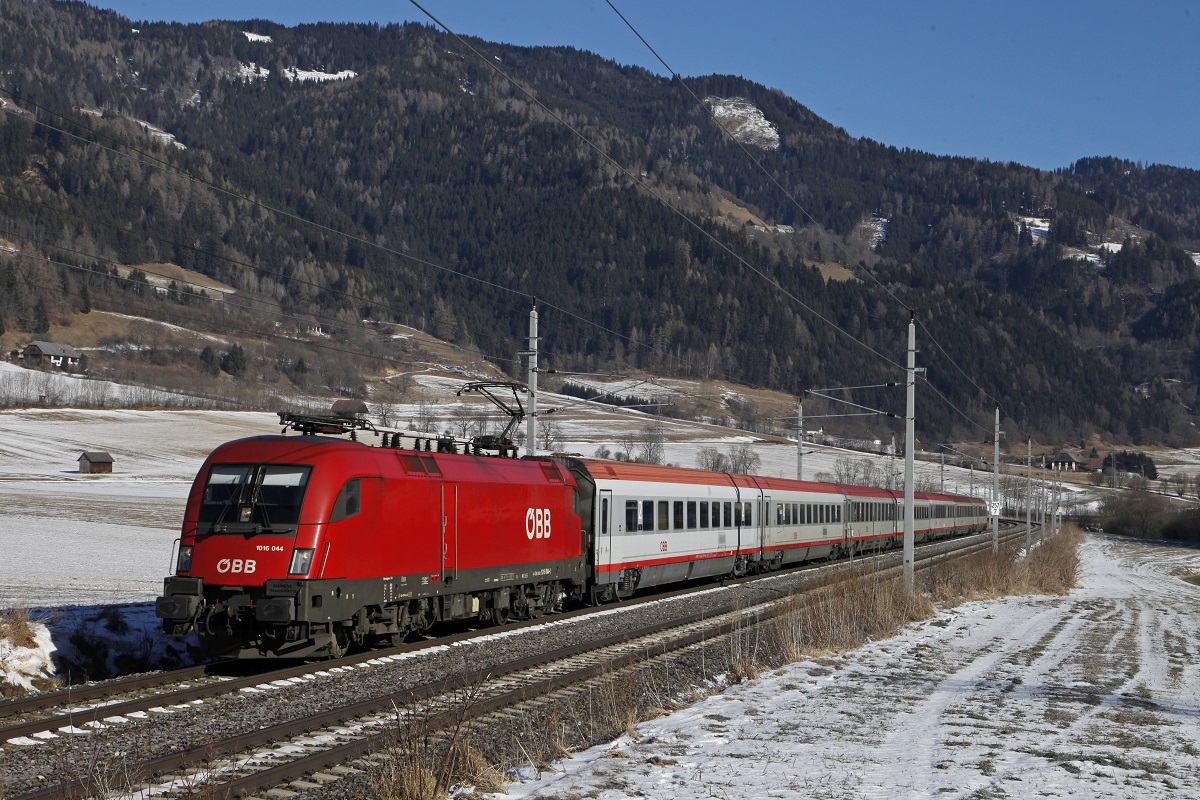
<box><xmin>155</xmin><ymin>401</ymin><xmax>989</xmax><ymax>659</ymax></box>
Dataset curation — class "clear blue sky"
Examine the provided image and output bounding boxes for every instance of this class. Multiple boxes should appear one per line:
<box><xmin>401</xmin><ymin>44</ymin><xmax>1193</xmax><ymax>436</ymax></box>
<box><xmin>93</xmin><ymin>1</ymin><xmax>1199</xmax><ymax>172</ymax></box>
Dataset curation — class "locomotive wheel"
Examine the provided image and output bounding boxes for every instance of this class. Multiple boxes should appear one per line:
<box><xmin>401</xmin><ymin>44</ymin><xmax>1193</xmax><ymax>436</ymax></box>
<box><xmin>327</xmin><ymin>623</ymin><xmax>350</xmax><ymax>658</ymax></box>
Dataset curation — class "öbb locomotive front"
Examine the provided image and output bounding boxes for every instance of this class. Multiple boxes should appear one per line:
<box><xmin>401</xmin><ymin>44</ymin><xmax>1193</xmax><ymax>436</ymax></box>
<box><xmin>156</xmin><ymin>410</ymin><xmax>987</xmax><ymax>659</ymax></box>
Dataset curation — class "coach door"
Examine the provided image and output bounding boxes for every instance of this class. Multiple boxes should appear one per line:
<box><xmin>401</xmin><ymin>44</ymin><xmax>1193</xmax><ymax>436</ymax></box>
<box><xmin>441</xmin><ymin>484</ymin><xmax>458</xmax><ymax>583</ymax></box>
<box><xmin>596</xmin><ymin>489</ymin><xmax>613</xmax><ymax>581</ymax></box>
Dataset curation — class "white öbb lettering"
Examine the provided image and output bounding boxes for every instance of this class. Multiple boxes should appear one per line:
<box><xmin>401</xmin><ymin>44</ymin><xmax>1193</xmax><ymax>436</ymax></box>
<box><xmin>525</xmin><ymin>507</ymin><xmax>552</xmax><ymax>540</ymax></box>
<box><xmin>216</xmin><ymin>558</ymin><xmax>257</xmax><ymax>574</ymax></box>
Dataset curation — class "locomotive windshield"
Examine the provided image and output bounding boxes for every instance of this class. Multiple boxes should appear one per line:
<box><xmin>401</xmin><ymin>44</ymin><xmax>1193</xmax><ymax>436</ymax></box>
<box><xmin>198</xmin><ymin>464</ymin><xmax>312</xmax><ymax>532</ymax></box>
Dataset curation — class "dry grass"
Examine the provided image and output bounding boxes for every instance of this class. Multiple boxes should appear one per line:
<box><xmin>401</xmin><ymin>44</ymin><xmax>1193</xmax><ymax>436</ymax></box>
<box><xmin>0</xmin><ymin>607</ymin><xmax>38</xmax><ymax>649</ymax></box>
<box><xmin>371</xmin><ymin>685</ymin><xmax>506</xmax><ymax>800</ymax></box>
<box><xmin>772</xmin><ymin>566</ymin><xmax>934</xmax><ymax>662</ymax></box>
<box><xmin>924</xmin><ymin>526</ymin><xmax>1083</xmax><ymax>605</ymax></box>
<box><xmin>766</xmin><ymin>526</ymin><xmax>1081</xmax><ymax>667</ymax></box>
<box><xmin>0</xmin><ymin>607</ymin><xmax>59</xmax><ymax>697</ymax></box>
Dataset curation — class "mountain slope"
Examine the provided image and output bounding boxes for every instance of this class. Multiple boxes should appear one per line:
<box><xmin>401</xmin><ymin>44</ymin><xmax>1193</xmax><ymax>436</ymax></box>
<box><xmin>0</xmin><ymin>1</ymin><xmax>1195</xmax><ymax>445</ymax></box>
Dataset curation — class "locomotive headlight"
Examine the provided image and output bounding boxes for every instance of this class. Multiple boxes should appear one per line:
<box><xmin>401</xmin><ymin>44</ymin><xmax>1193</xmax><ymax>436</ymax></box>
<box><xmin>289</xmin><ymin>548</ymin><xmax>315</xmax><ymax>576</ymax></box>
<box><xmin>176</xmin><ymin>545</ymin><xmax>194</xmax><ymax>573</ymax></box>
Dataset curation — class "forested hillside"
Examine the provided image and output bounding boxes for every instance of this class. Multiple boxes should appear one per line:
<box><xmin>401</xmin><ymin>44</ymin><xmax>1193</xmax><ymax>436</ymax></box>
<box><xmin>1</xmin><ymin>1</ymin><xmax>1198</xmax><ymax>445</ymax></box>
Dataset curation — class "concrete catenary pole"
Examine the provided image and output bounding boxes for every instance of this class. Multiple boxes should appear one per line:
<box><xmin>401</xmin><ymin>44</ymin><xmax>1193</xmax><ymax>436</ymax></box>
<box><xmin>992</xmin><ymin>406</ymin><xmax>1000</xmax><ymax>553</ymax></box>
<box><xmin>525</xmin><ymin>301</ymin><xmax>538</xmax><ymax>458</ymax></box>
<box><xmin>1026</xmin><ymin>438</ymin><xmax>1033</xmax><ymax>551</ymax></box>
<box><xmin>903</xmin><ymin>312</ymin><xmax>916</xmax><ymax>589</ymax></box>
<box><xmin>796</xmin><ymin>399</ymin><xmax>804</xmax><ymax>481</ymax></box>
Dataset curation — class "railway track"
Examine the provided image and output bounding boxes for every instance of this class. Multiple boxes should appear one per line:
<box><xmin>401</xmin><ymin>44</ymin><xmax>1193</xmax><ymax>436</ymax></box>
<box><xmin>4</xmin><ymin>524</ymin><xmax>1035</xmax><ymax>800</ymax></box>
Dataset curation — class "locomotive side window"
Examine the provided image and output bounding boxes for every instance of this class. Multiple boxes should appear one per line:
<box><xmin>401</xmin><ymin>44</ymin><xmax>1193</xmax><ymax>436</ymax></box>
<box><xmin>330</xmin><ymin>478</ymin><xmax>361</xmax><ymax>522</ymax></box>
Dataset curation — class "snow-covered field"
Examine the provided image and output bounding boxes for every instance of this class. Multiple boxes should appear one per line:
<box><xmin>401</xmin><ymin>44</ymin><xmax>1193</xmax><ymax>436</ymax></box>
<box><xmin>496</xmin><ymin>535</ymin><xmax>1200</xmax><ymax>799</ymax></box>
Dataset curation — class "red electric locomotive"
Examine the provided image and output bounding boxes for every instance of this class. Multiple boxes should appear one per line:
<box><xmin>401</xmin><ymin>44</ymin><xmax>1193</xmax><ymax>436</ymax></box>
<box><xmin>156</xmin><ymin>406</ymin><xmax>584</xmax><ymax>658</ymax></box>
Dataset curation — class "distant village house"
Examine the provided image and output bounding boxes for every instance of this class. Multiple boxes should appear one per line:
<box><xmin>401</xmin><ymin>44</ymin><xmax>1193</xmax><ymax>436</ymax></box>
<box><xmin>22</xmin><ymin>341</ymin><xmax>80</xmax><ymax>369</ymax></box>
<box><xmin>78</xmin><ymin>451</ymin><xmax>114</xmax><ymax>474</ymax></box>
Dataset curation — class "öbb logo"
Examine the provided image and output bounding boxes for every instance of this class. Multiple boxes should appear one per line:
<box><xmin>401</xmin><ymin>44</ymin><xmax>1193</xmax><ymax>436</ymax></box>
<box><xmin>525</xmin><ymin>508</ymin><xmax>552</xmax><ymax>540</ymax></box>
<box><xmin>216</xmin><ymin>558</ymin><xmax>257</xmax><ymax>574</ymax></box>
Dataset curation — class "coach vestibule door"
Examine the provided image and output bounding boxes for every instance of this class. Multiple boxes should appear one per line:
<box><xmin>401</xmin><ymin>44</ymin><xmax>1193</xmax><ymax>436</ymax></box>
<box><xmin>597</xmin><ymin>489</ymin><xmax>613</xmax><ymax>580</ymax></box>
<box><xmin>441</xmin><ymin>483</ymin><xmax>458</xmax><ymax>583</ymax></box>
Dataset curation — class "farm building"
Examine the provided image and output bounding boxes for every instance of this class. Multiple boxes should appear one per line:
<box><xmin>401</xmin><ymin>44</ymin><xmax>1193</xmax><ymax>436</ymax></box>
<box><xmin>23</xmin><ymin>341</ymin><xmax>81</xmax><ymax>369</ymax></box>
<box><xmin>78</xmin><ymin>451</ymin><xmax>114</xmax><ymax>474</ymax></box>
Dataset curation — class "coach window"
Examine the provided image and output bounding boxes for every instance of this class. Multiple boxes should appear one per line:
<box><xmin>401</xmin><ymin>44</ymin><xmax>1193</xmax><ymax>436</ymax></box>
<box><xmin>687</xmin><ymin>501</ymin><xmax>697</xmax><ymax>529</ymax></box>
<box><xmin>330</xmin><ymin>478</ymin><xmax>361</xmax><ymax>522</ymax></box>
<box><xmin>673</xmin><ymin>501</ymin><xmax>684</xmax><ymax>530</ymax></box>
<box><xmin>642</xmin><ymin>500</ymin><xmax>655</xmax><ymax>532</ymax></box>
<box><xmin>601</xmin><ymin>498</ymin><xmax>609</xmax><ymax>534</ymax></box>
<box><xmin>700</xmin><ymin>502</ymin><xmax>710</xmax><ymax>528</ymax></box>
<box><xmin>625</xmin><ymin>501</ymin><xmax>638</xmax><ymax>532</ymax></box>
<box><xmin>658</xmin><ymin>501</ymin><xmax>670</xmax><ymax>531</ymax></box>
<box><xmin>776</xmin><ymin>503</ymin><xmax>784</xmax><ymax>525</ymax></box>
<box><xmin>723</xmin><ymin>501</ymin><xmax>732</xmax><ymax>527</ymax></box>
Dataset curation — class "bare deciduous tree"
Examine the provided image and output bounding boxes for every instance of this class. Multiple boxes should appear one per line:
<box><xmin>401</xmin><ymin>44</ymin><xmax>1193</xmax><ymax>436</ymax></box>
<box><xmin>727</xmin><ymin>443</ymin><xmax>761</xmax><ymax>474</ymax></box>
<box><xmin>695</xmin><ymin>446</ymin><xmax>730</xmax><ymax>472</ymax></box>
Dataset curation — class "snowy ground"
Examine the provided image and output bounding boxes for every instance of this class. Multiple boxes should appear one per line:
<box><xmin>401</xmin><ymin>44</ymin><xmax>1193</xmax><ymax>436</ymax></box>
<box><xmin>496</xmin><ymin>535</ymin><xmax>1200</xmax><ymax>799</ymax></box>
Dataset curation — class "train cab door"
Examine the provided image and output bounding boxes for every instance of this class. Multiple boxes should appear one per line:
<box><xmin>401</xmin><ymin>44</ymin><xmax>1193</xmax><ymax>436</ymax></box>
<box><xmin>596</xmin><ymin>489</ymin><xmax>613</xmax><ymax>580</ymax></box>
<box><xmin>441</xmin><ymin>483</ymin><xmax>458</xmax><ymax>584</ymax></box>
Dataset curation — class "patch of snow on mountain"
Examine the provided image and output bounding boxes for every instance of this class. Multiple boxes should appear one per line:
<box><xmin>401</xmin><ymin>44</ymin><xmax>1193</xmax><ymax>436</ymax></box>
<box><xmin>860</xmin><ymin>215</ymin><xmax>890</xmax><ymax>247</ymax></box>
<box><xmin>284</xmin><ymin>66</ymin><xmax>357</xmax><ymax>82</ymax></box>
<box><xmin>238</xmin><ymin>62</ymin><xmax>268</xmax><ymax>80</ymax></box>
<box><xmin>1187</xmin><ymin>251</ymin><xmax>1199</xmax><ymax>266</ymax></box>
<box><xmin>1018</xmin><ymin>216</ymin><xmax>1051</xmax><ymax>240</ymax></box>
<box><xmin>236</xmin><ymin>63</ymin><xmax>356</xmax><ymax>83</ymax></box>
<box><xmin>133</xmin><ymin>119</ymin><xmax>185</xmax><ymax>150</ymax></box>
<box><xmin>705</xmin><ymin>97</ymin><xmax>780</xmax><ymax>151</ymax></box>
<box><xmin>242</xmin><ymin>31</ymin><xmax>273</xmax><ymax>43</ymax></box>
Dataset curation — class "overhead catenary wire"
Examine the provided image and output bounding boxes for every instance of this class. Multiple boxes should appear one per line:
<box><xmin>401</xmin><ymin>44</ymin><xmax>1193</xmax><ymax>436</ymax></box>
<box><xmin>5</xmin><ymin>24</ymin><xmax>952</xmax><ymax>438</ymax></box>
<box><xmin>0</xmin><ymin>100</ymin><xmax>739</xmax><ymax>393</ymax></box>
<box><xmin>405</xmin><ymin>0</ymin><xmax>902</xmax><ymax>374</ymax></box>
<box><xmin>603</xmin><ymin>0</ymin><xmax>1013</xmax><ymax>429</ymax></box>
